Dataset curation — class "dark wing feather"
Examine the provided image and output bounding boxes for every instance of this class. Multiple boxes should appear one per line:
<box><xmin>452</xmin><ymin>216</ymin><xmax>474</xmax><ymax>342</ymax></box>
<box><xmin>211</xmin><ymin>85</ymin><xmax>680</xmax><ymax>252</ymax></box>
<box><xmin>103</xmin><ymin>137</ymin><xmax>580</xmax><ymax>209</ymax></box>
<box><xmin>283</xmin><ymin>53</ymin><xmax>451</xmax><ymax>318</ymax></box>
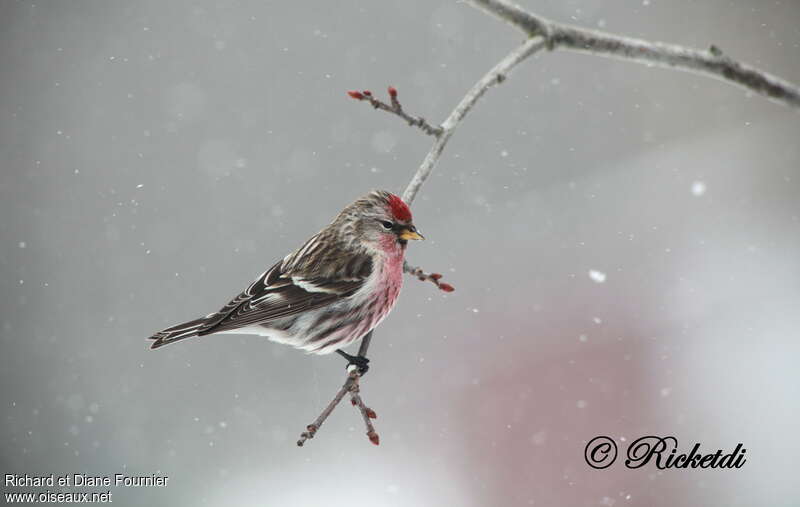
<box><xmin>197</xmin><ymin>254</ymin><xmax>372</xmax><ymax>336</ymax></box>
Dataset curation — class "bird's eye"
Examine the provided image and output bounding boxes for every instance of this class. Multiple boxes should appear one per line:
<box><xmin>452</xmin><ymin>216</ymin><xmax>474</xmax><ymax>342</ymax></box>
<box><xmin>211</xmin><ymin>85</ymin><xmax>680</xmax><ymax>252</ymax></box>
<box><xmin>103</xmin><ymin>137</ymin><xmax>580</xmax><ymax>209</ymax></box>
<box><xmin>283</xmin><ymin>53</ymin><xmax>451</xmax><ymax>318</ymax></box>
<box><xmin>379</xmin><ymin>220</ymin><xmax>394</xmax><ymax>230</ymax></box>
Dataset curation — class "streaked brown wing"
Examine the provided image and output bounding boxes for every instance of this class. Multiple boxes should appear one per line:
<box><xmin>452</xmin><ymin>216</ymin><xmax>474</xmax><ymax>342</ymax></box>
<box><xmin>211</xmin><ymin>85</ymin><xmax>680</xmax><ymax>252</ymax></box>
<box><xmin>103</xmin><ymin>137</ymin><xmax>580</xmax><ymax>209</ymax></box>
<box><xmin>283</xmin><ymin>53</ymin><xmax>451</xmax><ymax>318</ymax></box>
<box><xmin>197</xmin><ymin>255</ymin><xmax>372</xmax><ymax>335</ymax></box>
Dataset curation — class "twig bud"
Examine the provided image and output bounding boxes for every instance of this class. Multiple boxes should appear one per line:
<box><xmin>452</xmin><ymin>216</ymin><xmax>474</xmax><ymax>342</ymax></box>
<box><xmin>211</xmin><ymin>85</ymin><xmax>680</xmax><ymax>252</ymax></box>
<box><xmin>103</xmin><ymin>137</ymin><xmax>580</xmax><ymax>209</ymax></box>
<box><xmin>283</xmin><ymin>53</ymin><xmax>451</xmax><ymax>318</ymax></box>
<box><xmin>388</xmin><ymin>86</ymin><xmax>398</xmax><ymax>98</ymax></box>
<box><xmin>347</xmin><ymin>90</ymin><xmax>365</xmax><ymax>100</ymax></box>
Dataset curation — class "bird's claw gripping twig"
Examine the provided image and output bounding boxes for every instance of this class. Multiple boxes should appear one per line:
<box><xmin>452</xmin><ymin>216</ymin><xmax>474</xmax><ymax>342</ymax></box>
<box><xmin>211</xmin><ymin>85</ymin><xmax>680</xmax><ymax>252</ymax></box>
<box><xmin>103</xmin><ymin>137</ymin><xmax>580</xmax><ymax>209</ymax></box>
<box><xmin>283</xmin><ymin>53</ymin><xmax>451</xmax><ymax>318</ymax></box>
<box><xmin>336</xmin><ymin>349</ymin><xmax>370</xmax><ymax>376</ymax></box>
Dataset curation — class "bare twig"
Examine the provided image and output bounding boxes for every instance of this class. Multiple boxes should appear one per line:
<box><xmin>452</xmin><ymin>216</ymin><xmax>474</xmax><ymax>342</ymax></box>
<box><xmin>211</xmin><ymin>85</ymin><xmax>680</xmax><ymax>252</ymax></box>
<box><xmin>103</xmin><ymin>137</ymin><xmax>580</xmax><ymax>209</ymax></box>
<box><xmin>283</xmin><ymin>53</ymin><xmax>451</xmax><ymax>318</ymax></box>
<box><xmin>297</xmin><ymin>368</ymin><xmax>378</xmax><ymax>446</ymax></box>
<box><xmin>349</xmin><ymin>379</ymin><xmax>379</xmax><ymax>445</ymax></box>
<box><xmin>404</xmin><ymin>261</ymin><xmax>455</xmax><ymax>293</ymax></box>
<box><xmin>348</xmin><ymin>87</ymin><xmax>443</xmax><ymax>137</ymax></box>
<box><xmin>297</xmin><ymin>372</ymin><xmax>355</xmax><ymax>446</ymax></box>
<box><xmin>403</xmin><ymin>36</ymin><xmax>547</xmax><ymax>204</ymax></box>
<box><xmin>469</xmin><ymin>0</ymin><xmax>800</xmax><ymax>109</ymax></box>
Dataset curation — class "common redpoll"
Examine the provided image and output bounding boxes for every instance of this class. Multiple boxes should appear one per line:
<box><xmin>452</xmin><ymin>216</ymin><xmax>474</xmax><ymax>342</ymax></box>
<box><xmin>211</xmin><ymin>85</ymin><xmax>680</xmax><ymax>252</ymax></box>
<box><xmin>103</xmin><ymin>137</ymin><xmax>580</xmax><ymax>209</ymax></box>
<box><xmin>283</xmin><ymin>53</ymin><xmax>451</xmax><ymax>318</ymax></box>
<box><xmin>148</xmin><ymin>190</ymin><xmax>423</xmax><ymax>370</ymax></box>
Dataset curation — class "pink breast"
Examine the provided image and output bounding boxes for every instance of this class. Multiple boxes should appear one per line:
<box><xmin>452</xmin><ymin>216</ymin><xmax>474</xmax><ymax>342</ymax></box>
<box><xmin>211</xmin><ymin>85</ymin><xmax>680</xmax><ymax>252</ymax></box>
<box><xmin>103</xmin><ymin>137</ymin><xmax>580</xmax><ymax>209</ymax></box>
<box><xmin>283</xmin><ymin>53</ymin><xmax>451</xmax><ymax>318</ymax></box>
<box><xmin>372</xmin><ymin>243</ymin><xmax>405</xmax><ymax>324</ymax></box>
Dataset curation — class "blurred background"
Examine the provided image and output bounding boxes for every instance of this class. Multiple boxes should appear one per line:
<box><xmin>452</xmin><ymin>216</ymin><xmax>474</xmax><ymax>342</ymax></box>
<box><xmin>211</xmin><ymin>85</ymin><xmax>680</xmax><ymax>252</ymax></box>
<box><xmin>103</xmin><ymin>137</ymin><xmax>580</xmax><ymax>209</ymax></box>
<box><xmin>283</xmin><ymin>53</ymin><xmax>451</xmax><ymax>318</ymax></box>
<box><xmin>2</xmin><ymin>0</ymin><xmax>799</xmax><ymax>505</ymax></box>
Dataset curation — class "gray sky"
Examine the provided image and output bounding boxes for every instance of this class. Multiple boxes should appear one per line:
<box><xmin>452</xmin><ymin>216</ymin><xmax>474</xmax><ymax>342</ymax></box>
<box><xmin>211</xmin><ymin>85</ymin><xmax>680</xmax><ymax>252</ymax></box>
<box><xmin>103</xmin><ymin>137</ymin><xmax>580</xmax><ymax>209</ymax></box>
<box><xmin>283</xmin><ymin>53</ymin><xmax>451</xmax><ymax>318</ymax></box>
<box><xmin>2</xmin><ymin>1</ymin><xmax>799</xmax><ymax>506</ymax></box>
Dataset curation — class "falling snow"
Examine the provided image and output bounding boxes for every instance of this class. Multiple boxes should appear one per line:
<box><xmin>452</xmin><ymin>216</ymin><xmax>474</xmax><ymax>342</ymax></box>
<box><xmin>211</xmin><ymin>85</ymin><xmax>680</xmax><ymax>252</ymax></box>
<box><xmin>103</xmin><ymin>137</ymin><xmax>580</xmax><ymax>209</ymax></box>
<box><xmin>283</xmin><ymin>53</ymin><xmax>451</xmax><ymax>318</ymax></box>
<box><xmin>588</xmin><ymin>270</ymin><xmax>607</xmax><ymax>283</ymax></box>
<box><xmin>691</xmin><ymin>181</ymin><xmax>706</xmax><ymax>196</ymax></box>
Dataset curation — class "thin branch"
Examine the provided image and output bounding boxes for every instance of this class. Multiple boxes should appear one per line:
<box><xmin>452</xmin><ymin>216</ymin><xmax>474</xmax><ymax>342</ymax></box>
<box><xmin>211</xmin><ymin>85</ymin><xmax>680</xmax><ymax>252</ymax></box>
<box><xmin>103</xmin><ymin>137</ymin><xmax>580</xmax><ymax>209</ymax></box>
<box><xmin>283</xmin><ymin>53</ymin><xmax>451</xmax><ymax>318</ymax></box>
<box><xmin>297</xmin><ymin>369</ymin><xmax>378</xmax><ymax>446</ymax></box>
<box><xmin>403</xmin><ymin>261</ymin><xmax>455</xmax><ymax>293</ymax></box>
<box><xmin>349</xmin><ymin>379</ymin><xmax>379</xmax><ymax>445</ymax></box>
<box><xmin>469</xmin><ymin>0</ymin><xmax>800</xmax><ymax>109</ymax></box>
<box><xmin>348</xmin><ymin>87</ymin><xmax>443</xmax><ymax>137</ymax></box>
<box><xmin>297</xmin><ymin>372</ymin><xmax>355</xmax><ymax>446</ymax></box>
<box><xmin>403</xmin><ymin>36</ymin><xmax>547</xmax><ymax>204</ymax></box>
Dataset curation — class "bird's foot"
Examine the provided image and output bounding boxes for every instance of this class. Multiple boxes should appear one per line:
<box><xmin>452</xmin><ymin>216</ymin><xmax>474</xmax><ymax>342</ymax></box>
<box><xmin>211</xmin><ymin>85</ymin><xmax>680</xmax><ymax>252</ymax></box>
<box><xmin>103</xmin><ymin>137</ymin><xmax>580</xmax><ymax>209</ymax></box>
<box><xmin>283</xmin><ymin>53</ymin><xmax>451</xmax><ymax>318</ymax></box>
<box><xmin>336</xmin><ymin>350</ymin><xmax>370</xmax><ymax>376</ymax></box>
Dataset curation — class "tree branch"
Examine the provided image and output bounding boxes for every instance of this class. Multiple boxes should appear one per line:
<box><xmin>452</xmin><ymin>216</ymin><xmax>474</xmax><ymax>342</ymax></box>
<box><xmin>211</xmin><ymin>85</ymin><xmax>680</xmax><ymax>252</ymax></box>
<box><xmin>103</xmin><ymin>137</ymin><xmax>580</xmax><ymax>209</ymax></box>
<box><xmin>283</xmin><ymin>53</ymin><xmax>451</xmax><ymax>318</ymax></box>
<box><xmin>469</xmin><ymin>0</ymin><xmax>800</xmax><ymax>109</ymax></box>
<box><xmin>347</xmin><ymin>88</ymin><xmax>443</xmax><ymax>137</ymax></box>
<box><xmin>296</xmin><ymin>368</ymin><xmax>378</xmax><ymax>446</ymax></box>
<box><xmin>299</xmin><ymin>0</ymin><xmax>800</xmax><ymax>447</ymax></box>
<box><xmin>403</xmin><ymin>261</ymin><xmax>455</xmax><ymax>293</ymax></box>
<box><xmin>403</xmin><ymin>36</ymin><xmax>548</xmax><ymax>204</ymax></box>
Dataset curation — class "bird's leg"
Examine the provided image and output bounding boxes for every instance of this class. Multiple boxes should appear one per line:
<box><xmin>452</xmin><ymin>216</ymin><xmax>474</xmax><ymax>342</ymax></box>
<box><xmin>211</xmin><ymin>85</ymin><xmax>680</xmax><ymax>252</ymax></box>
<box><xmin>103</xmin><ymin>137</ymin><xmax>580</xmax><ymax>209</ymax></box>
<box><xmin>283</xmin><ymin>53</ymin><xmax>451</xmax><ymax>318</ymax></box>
<box><xmin>336</xmin><ymin>349</ymin><xmax>370</xmax><ymax>376</ymax></box>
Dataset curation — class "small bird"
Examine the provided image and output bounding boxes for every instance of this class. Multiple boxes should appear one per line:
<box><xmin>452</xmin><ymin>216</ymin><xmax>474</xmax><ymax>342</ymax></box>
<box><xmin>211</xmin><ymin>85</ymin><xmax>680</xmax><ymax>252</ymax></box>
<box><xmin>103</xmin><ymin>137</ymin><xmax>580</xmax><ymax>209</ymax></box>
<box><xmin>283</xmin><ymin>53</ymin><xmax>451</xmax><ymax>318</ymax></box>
<box><xmin>147</xmin><ymin>190</ymin><xmax>423</xmax><ymax>371</ymax></box>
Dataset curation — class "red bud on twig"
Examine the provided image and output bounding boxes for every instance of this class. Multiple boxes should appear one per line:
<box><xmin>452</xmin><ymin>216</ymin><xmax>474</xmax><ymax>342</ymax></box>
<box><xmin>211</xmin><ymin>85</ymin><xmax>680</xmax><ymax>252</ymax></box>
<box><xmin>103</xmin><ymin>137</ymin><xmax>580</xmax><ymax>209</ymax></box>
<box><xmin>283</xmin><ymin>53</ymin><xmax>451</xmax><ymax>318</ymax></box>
<box><xmin>368</xmin><ymin>431</ymin><xmax>380</xmax><ymax>445</ymax></box>
<box><xmin>347</xmin><ymin>90</ymin><xmax>365</xmax><ymax>100</ymax></box>
<box><xmin>388</xmin><ymin>86</ymin><xmax>398</xmax><ymax>98</ymax></box>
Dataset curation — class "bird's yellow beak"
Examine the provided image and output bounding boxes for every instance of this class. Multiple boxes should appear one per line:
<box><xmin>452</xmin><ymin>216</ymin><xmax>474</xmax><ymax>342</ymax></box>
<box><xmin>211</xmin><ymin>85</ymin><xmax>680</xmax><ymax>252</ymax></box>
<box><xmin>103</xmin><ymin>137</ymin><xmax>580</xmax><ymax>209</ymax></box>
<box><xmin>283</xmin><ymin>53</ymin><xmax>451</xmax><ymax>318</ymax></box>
<box><xmin>398</xmin><ymin>227</ymin><xmax>424</xmax><ymax>241</ymax></box>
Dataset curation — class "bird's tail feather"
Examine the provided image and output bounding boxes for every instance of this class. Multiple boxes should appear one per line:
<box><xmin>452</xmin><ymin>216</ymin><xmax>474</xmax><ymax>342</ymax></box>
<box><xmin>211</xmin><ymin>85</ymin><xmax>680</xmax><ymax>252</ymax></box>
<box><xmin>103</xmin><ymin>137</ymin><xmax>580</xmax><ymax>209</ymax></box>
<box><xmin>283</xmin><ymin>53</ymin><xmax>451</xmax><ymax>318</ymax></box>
<box><xmin>148</xmin><ymin>317</ymin><xmax>207</xmax><ymax>349</ymax></box>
